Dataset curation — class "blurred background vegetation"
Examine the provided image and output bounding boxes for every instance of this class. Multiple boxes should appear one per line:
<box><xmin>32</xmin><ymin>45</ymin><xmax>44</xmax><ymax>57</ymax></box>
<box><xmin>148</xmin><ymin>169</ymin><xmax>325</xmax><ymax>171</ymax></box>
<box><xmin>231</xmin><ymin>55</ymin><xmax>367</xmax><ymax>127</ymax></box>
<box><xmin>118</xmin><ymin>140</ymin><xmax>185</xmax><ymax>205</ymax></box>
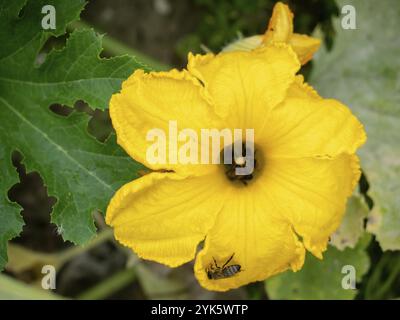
<box><xmin>1</xmin><ymin>0</ymin><xmax>399</xmax><ymax>300</ymax></box>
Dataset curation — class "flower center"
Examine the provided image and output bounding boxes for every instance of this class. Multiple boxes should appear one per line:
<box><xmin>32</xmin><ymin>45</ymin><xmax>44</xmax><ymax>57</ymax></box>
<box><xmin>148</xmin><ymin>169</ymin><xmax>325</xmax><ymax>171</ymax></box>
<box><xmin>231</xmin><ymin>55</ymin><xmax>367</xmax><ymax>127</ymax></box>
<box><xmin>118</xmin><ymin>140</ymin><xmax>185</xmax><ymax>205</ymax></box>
<box><xmin>222</xmin><ymin>143</ymin><xmax>257</xmax><ymax>186</ymax></box>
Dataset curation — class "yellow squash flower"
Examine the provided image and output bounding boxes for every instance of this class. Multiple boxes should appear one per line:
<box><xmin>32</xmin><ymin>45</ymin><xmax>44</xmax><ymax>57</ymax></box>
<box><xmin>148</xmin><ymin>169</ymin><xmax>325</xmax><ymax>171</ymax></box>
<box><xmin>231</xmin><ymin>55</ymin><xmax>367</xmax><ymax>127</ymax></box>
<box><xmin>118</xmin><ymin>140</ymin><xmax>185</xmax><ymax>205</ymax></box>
<box><xmin>106</xmin><ymin>43</ymin><xmax>366</xmax><ymax>291</ymax></box>
<box><xmin>223</xmin><ymin>2</ymin><xmax>321</xmax><ymax>65</ymax></box>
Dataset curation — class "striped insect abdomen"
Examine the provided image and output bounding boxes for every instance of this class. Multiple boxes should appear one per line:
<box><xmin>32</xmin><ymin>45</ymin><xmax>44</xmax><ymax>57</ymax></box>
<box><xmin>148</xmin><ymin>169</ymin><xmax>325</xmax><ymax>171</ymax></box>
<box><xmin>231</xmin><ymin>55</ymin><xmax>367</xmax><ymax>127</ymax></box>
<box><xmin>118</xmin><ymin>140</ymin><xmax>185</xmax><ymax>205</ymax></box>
<box><xmin>221</xmin><ymin>264</ymin><xmax>241</xmax><ymax>278</ymax></box>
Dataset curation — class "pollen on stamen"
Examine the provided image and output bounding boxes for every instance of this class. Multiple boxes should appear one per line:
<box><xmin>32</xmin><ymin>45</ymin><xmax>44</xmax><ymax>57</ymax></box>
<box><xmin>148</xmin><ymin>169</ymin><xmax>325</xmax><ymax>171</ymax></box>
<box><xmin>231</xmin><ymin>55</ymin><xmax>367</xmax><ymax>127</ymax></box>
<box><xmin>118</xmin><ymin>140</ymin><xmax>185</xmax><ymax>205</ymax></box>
<box><xmin>235</xmin><ymin>156</ymin><xmax>246</xmax><ymax>166</ymax></box>
<box><xmin>221</xmin><ymin>143</ymin><xmax>258</xmax><ymax>186</ymax></box>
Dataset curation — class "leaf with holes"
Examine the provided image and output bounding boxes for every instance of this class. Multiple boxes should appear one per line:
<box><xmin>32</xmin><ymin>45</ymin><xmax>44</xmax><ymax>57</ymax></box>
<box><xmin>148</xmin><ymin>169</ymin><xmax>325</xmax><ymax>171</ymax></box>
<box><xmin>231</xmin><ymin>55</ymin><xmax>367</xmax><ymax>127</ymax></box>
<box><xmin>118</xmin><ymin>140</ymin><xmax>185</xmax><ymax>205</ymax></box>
<box><xmin>0</xmin><ymin>0</ymin><xmax>146</xmax><ymax>269</ymax></box>
<box><xmin>310</xmin><ymin>0</ymin><xmax>400</xmax><ymax>250</ymax></box>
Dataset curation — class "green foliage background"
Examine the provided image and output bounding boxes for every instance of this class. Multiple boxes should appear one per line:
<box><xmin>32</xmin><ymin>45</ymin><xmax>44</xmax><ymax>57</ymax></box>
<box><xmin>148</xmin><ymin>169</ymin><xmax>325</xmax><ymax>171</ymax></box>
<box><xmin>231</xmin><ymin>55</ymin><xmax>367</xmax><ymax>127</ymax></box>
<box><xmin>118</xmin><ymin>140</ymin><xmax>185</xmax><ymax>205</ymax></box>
<box><xmin>0</xmin><ymin>0</ymin><xmax>145</xmax><ymax>268</ymax></box>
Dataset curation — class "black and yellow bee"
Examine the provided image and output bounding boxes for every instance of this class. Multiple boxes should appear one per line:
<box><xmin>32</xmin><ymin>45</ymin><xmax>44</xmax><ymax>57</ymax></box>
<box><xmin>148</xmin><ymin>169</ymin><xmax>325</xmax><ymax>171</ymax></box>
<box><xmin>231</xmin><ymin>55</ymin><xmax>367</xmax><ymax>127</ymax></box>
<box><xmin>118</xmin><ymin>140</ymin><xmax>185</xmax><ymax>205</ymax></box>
<box><xmin>206</xmin><ymin>254</ymin><xmax>241</xmax><ymax>280</ymax></box>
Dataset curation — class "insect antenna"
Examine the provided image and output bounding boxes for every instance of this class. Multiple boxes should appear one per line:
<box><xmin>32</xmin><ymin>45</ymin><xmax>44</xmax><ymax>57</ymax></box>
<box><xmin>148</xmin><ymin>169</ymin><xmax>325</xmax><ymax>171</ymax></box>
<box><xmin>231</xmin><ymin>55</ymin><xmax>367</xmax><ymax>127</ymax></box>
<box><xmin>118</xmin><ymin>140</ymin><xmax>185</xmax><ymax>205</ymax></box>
<box><xmin>222</xmin><ymin>253</ymin><xmax>235</xmax><ymax>268</ymax></box>
<box><xmin>212</xmin><ymin>256</ymin><xmax>219</xmax><ymax>268</ymax></box>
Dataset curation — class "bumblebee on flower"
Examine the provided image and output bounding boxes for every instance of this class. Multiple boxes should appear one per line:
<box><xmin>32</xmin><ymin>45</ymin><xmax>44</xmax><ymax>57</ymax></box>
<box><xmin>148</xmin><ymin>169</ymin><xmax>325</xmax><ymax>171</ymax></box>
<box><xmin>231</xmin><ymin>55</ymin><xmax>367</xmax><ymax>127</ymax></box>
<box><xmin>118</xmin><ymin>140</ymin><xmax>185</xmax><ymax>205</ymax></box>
<box><xmin>106</xmin><ymin>2</ymin><xmax>366</xmax><ymax>291</ymax></box>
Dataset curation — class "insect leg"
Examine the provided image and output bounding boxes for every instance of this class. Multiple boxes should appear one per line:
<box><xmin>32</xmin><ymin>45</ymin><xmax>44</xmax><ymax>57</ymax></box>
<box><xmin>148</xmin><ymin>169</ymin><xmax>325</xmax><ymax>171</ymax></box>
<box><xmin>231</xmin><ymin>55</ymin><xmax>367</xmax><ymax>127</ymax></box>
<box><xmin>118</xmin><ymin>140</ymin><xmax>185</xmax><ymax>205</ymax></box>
<box><xmin>212</xmin><ymin>256</ymin><xmax>219</xmax><ymax>268</ymax></box>
<box><xmin>222</xmin><ymin>253</ymin><xmax>235</xmax><ymax>268</ymax></box>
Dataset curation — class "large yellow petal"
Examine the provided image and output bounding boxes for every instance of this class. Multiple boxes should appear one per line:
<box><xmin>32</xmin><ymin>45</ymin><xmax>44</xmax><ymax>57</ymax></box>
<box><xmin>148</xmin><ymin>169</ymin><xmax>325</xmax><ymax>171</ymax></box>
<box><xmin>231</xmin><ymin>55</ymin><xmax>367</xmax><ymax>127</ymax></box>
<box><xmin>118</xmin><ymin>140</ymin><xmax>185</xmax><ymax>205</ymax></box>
<box><xmin>286</xmin><ymin>75</ymin><xmax>321</xmax><ymax>100</ymax></box>
<box><xmin>188</xmin><ymin>44</ymin><xmax>300</xmax><ymax>131</ymax></box>
<box><xmin>261</xmin><ymin>154</ymin><xmax>361</xmax><ymax>258</ymax></box>
<box><xmin>194</xmin><ymin>152</ymin><xmax>359</xmax><ymax>291</ymax></box>
<box><xmin>110</xmin><ymin>69</ymin><xmax>222</xmax><ymax>175</ymax></box>
<box><xmin>106</xmin><ymin>170</ymin><xmax>228</xmax><ymax>267</ymax></box>
<box><xmin>194</xmin><ymin>180</ymin><xmax>305</xmax><ymax>291</ymax></box>
<box><xmin>259</xmin><ymin>97</ymin><xmax>366</xmax><ymax>158</ymax></box>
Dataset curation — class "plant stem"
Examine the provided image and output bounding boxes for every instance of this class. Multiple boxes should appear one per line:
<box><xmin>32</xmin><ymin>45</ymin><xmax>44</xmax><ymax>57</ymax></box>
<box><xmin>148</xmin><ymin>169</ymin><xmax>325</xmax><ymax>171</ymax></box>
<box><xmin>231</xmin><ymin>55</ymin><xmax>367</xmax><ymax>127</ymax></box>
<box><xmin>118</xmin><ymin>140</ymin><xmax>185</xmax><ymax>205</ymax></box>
<box><xmin>0</xmin><ymin>274</ymin><xmax>64</xmax><ymax>300</ymax></box>
<box><xmin>77</xmin><ymin>265</ymin><xmax>137</xmax><ymax>300</ymax></box>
